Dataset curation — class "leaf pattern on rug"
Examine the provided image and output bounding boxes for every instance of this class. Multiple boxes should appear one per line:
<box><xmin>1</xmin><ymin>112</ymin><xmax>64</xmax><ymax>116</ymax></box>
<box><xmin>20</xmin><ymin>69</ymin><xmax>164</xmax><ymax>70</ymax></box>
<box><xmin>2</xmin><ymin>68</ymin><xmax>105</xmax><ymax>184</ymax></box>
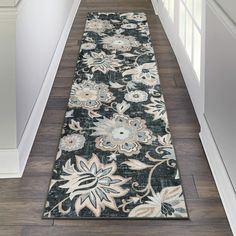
<box><xmin>43</xmin><ymin>12</ymin><xmax>188</xmax><ymax>219</ymax></box>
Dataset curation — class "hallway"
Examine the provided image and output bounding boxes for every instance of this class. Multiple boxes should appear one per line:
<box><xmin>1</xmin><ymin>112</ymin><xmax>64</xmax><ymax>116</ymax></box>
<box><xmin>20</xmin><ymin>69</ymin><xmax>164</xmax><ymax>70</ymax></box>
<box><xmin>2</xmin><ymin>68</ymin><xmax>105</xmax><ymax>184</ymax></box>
<box><xmin>0</xmin><ymin>0</ymin><xmax>232</xmax><ymax>235</ymax></box>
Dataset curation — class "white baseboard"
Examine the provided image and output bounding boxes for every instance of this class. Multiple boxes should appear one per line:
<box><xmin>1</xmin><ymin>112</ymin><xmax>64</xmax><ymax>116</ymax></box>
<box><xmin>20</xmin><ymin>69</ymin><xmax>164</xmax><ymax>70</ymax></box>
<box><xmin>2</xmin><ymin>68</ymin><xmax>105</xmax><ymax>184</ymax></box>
<box><xmin>200</xmin><ymin>116</ymin><xmax>236</xmax><ymax>236</ymax></box>
<box><xmin>0</xmin><ymin>0</ymin><xmax>81</xmax><ymax>179</ymax></box>
<box><xmin>151</xmin><ymin>0</ymin><xmax>158</xmax><ymax>15</ymax></box>
<box><xmin>0</xmin><ymin>149</ymin><xmax>20</xmax><ymax>178</ymax></box>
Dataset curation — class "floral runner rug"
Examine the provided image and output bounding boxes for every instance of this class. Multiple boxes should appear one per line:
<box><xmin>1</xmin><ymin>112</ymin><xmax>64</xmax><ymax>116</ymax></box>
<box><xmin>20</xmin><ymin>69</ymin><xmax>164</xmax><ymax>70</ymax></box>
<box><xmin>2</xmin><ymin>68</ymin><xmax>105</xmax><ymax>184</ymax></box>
<box><xmin>43</xmin><ymin>12</ymin><xmax>188</xmax><ymax>219</ymax></box>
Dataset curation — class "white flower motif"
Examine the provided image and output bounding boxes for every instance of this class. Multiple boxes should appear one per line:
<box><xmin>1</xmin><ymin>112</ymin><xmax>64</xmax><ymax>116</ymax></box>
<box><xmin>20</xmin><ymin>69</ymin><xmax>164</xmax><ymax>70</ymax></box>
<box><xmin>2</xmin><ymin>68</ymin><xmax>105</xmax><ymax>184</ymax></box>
<box><xmin>69</xmin><ymin>80</ymin><xmax>115</xmax><ymax>110</ymax></box>
<box><xmin>143</xmin><ymin>96</ymin><xmax>167</xmax><ymax>123</ymax></box>
<box><xmin>81</xmin><ymin>42</ymin><xmax>96</xmax><ymax>50</ymax></box>
<box><xmin>102</xmin><ymin>35</ymin><xmax>140</xmax><ymax>52</ymax></box>
<box><xmin>125</xmin><ymin>13</ymin><xmax>147</xmax><ymax>22</ymax></box>
<box><xmin>138</xmin><ymin>22</ymin><xmax>150</xmax><ymax>34</ymax></box>
<box><xmin>129</xmin><ymin>186</ymin><xmax>187</xmax><ymax>218</ymax></box>
<box><xmin>121</xmin><ymin>23</ymin><xmax>137</xmax><ymax>29</ymax></box>
<box><xmin>85</xmin><ymin>18</ymin><xmax>114</xmax><ymax>34</ymax></box>
<box><xmin>125</xmin><ymin>90</ymin><xmax>148</xmax><ymax>103</ymax></box>
<box><xmin>91</xmin><ymin>114</ymin><xmax>153</xmax><ymax>156</ymax></box>
<box><xmin>123</xmin><ymin>62</ymin><xmax>160</xmax><ymax>86</ymax></box>
<box><xmin>59</xmin><ymin>134</ymin><xmax>85</xmax><ymax>152</ymax></box>
<box><xmin>83</xmin><ymin>51</ymin><xmax>122</xmax><ymax>73</ymax></box>
<box><xmin>60</xmin><ymin>154</ymin><xmax>129</xmax><ymax>217</ymax></box>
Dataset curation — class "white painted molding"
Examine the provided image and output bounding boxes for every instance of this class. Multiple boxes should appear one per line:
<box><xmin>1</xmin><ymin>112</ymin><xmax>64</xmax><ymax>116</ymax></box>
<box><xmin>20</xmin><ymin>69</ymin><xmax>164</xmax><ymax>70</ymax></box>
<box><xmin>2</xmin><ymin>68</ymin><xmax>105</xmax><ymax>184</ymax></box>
<box><xmin>207</xmin><ymin>0</ymin><xmax>236</xmax><ymax>39</ymax></box>
<box><xmin>151</xmin><ymin>0</ymin><xmax>158</xmax><ymax>15</ymax></box>
<box><xmin>200</xmin><ymin>117</ymin><xmax>236</xmax><ymax>236</ymax></box>
<box><xmin>0</xmin><ymin>0</ymin><xmax>81</xmax><ymax>178</ymax></box>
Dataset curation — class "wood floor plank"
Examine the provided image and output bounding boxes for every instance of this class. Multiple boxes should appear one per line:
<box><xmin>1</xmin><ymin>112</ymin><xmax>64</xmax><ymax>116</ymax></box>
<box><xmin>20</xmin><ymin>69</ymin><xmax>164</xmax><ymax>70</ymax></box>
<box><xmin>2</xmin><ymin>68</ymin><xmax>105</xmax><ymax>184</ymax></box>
<box><xmin>0</xmin><ymin>227</ymin><xmax>22</xmax><ymax>236</ymax></box>
<box><xmin>21</xmin><ymin>225</ymin><xmax>232</xmax><ymax>236</ymax></box>
<box><xmin>181</xmin><ymin>175</ymin><xmax>199</xmax><ymax>200</ymax></box>
<box><xmin>0</xmin><ymin>176</ymin><xmax>50</xmax><ymax>199</ymax></box>
<box><xmin>53</xmin><ymin>77</ymin><xmax>74</xmax><ymax>88</ymax></box>
<box><xmin>34</xmin><ymin>124</ymin><xmax>62</xmax><ymax>143</ymax></box>
<box><xmin>0</xmin><ymin>200</ymin><xmax>53</xmax><ymax>226</ymax></box>
<box><xmin>174</xmin><ymin>72</ymin><xmax>187</xmax><ymax>88</ymax></box>
<box><xmin>50</xmin><ymin>87</ymin><xmax>72</xmax><ymax>98</ymax></box>
<box><xmin>194</xmin><ymin>175</ymin><xmax>219</xmax><ymax>199</ymax></box>
<box><xmin>56</xmin><ymin>67</ymin><xmax>76</xmax><ymax>78</ymax></box>
<box><xmin>159</xmin><ymin>76</ymin><xmax>176</xmax><ymax>88</ymax></box>
<box><xmin>173</xmin><ymin>139</ymin><xmax>212</xmax><ymax>176</ymax></box>
<box><xmin>46</xmin><ymin>98</ymin><xmax>68</xmax><ymax>110</ymax></box>
<box><xmin>23</xmin><ymin>156</ymin><xmax>54</xmax><ymax>177</ymax></box>
<box><xmin>170</xmin><ymin>126</ymin><xmax>200</xmax><ymax>139</ymax></box>
<box><xmin>30</xmin><ymin>141</ymin><xmax>59</xmax><ymax>157</ymax></box>
<box><xmin>41</xmin><ymin>109</ymin><xmax>66</xmax><ymax>124</ymax></box>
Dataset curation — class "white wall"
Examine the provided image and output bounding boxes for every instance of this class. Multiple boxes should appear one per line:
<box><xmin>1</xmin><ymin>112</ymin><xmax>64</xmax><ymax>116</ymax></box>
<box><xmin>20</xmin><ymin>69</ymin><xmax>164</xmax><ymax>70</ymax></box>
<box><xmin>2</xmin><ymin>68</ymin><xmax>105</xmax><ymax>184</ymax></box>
<box><xmin>0</xmin><ymin>0</ymin><xmax>81</xmax><ymax>177</ymax></box>
<box><xmin>201</xmin><ymin>2</ymin><xmax>236</xmax><ymax>234</ymax></box>
<box><xmin>16</xmin><ymin>0</ymin><xmax>74</xmax><ymax>144</ymax></box>
<box><xmin>205</xmin><ymin>2</ymin><xmax>236</xmax><ymax>191</ymax></box>
<box><xmin>215</xmin><ymin>0</ymin><xmax>236</xmax><ymax>24</ymax></box>
<box><xmin>0</xmin><ymin>8</ymin><xmax>17</xmax><ymax>149</ymax></box>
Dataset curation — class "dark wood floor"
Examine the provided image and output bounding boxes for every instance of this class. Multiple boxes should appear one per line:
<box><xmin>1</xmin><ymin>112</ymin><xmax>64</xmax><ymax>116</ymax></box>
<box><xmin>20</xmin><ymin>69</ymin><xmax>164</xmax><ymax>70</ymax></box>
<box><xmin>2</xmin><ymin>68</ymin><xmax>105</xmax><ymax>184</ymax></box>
<box><xmin>0</xmin><ymin>0</ymin><xmax>233</xmax><ymax>235</ymax></box>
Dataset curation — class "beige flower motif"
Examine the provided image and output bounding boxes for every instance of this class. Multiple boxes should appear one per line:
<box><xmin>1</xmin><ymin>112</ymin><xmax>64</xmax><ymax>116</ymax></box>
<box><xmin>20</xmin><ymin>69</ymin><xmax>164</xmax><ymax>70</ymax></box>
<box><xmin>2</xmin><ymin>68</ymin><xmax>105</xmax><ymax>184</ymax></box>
<box><xmin>60</xmin><ymin>154</ymin><xmax>129</xmax><ymax>217</ymax></box>
<box><xmin>122</xmin><ymin>62</ymin><xmax>160</xmax><ymax>86</ymax></box>
<box><xmin>69</xmin><ymin>80</ymin><xmax>115</xmax><ymax>110</ymax></box>
<box><xmin>102</xmin><ymin>35</ymin><xmax>141</xmax><ymax>52</ymax></box>
<box><xmin>129</xmin><ymin>186</ymin><xmax>188</xmax><ymax>218</ymax></box>
<box><xmin>83</xmin><ymin>51</ymin><xmax>122</xmax><ymax>73</ymax></box>
<box><xmin>91</xmin><ymin>114</ymin><xmax>153</xmax><ymax>156</ymax></box>
<box><xmin>59</xmin><ymin>134</ymin><xmax>85</xmax><ymax>152</ymax></box>
<box><xmin>85</xmin><ymin>18</ymin><xmax>114</xmax><ymax>34</ymax></box>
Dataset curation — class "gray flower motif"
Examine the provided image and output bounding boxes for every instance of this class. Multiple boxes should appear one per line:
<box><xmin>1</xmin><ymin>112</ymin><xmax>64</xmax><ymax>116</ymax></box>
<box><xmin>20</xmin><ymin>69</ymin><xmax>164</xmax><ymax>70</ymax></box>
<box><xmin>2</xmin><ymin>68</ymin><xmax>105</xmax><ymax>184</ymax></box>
<box><xmin>60</xmin><ymin>154</ymin><xmax>129</xmax><ymax>217</ymax></box>
<box><xmin>91</xmin><ymin>114</ymin><xmax>153</xmax><ymax>156</ymax></box>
